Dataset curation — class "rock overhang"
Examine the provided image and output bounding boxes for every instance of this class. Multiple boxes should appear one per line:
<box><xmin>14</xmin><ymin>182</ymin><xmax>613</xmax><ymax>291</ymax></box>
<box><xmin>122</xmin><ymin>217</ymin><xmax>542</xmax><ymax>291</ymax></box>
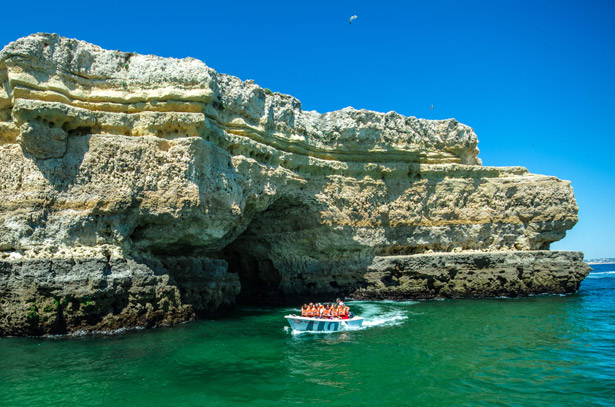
<box><xmin>0</xmin><ymin>33</ymin><xmax>589</xmax><ymax>336</ymax></box>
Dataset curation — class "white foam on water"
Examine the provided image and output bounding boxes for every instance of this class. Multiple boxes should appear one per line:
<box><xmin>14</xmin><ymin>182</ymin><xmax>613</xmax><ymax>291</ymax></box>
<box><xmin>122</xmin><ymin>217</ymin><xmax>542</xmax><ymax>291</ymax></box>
<box><xmin>353</xmin><ymin>302</ymin><xmax>384</xmax><ymax>319</ymax></box>
<box><xmin>290</xmin><ymin>329</ymin><xmax>325</xmax><ymax>336</ymax></box>
<box><xmin>354</xmin><ymin>300</ymin><xmax>420</xmax><ymax>305</ymax></box>
<box><xmin>587</xmin><ymin>271</ymin><xmax>615</xmax><ymax>278</ymax></box>
<box><xmin>350</xmin><ymin>301</ymin><xmax>416</xmax><ymax>330</ymax></box>
<box><xmin>44</xmin><ymin>326</ymin><xmax>145</xmax><ymax>339</ymax></box>
<box><xmin>361</xmin><ymin>309</ymin><xmax>408</xmax><ymax>328</ymax></box>
<box><xmin>288</xmin><ymin>326</ymin><xmax>345</xmax><ymax>336</ymax></box>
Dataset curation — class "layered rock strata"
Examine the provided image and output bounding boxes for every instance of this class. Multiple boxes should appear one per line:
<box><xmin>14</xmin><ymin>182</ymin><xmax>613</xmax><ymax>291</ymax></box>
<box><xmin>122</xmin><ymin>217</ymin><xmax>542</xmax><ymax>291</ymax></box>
<box><xmin>0</xmin><ymin>34</ymin><xmax>589</xmax><ymax>336</ymax></box>
<box><xmin>358</xmin><ymin>251</ymin><xmax>589</xmax><ymax>300</ymax></box>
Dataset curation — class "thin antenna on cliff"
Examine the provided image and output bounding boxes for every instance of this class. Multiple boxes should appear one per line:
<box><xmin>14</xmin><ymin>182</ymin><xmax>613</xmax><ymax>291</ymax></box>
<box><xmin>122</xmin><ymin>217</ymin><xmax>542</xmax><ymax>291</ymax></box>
<box><xmin>349</xmin><ymin>15</ymin><xmax>358</xmax><ymax>24</ymax></box>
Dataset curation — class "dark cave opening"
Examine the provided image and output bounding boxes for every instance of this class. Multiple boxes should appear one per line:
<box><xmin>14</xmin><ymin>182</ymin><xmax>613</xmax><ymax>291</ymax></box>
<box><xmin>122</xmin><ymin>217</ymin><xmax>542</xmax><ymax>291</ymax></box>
<box><xmin>221</xmin><ymin>245</ymin><xmax>284</xmax><ymax>305</ymax></box>
<box><xmin>218</xmin><ymin>196</ymin><xmax>319</xmax><ymax>305</ymax></box>
<box><xmin>129</xmin><ymin>196</ymin><xmax>347</xmax><ymax>307</ymax></box>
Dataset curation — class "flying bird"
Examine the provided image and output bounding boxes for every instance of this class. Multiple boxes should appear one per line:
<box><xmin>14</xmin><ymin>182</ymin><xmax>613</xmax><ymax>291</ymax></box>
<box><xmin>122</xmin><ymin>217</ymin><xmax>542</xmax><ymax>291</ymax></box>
<box><xmin>349</xmin><ymin>15</ymin><xmax>358</xmax><ymax>24</ymax></box>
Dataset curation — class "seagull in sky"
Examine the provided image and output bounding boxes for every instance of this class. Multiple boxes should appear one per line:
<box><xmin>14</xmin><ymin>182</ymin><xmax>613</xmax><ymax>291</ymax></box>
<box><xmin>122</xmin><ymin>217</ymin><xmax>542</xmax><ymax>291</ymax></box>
<box><xmin>349</xmin><ymin>15</ymin><xmax>358</xmax><ymax>24</ymax></box>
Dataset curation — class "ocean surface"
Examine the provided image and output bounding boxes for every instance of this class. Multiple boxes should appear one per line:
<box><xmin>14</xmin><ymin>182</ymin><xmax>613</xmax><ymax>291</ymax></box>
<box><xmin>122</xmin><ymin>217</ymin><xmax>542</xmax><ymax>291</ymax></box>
<box><xmin>1</xmin><ymin>264</ymin><xmax>613</xmax><ymax>407</ymax></box>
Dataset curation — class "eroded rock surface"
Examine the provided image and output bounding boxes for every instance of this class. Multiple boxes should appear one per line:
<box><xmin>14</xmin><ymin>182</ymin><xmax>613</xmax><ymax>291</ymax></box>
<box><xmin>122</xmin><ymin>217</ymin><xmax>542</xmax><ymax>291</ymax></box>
<box><xmin>0</xmin><ymin>34</ymin><xmax>589</xmax><ymax>336</ymax></box>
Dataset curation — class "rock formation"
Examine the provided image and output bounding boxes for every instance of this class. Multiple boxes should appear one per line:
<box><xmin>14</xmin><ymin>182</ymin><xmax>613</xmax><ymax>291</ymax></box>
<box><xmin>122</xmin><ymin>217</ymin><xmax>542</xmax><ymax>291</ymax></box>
<box><xmin>0</xmin><ymin>34</ymin><xmax>589</xmax><ymax>336</ymax></box>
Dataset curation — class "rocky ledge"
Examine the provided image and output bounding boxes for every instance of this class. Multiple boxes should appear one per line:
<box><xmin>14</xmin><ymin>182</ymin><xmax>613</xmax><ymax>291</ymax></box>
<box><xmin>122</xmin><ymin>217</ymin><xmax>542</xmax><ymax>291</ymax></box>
<box><xmin>0</xmin><ymin>34</ymin><xmax>589</xmax><ymax>336</ymax></box>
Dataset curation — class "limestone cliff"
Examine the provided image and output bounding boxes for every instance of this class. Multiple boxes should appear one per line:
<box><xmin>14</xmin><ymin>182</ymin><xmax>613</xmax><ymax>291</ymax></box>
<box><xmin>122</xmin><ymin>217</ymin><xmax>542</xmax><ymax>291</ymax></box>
<box><xmin>0</xmin><ymin>34</ymin><xmax>589</xmax><ymax>336</ymax></box>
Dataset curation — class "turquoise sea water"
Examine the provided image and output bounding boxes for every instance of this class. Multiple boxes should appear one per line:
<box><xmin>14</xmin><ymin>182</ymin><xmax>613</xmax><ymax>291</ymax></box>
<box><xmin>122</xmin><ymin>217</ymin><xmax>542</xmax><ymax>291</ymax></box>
<box><xmin>1</xmin><ymin>264</ymin><xmax>614</xmax><ymax>407</ymax></box>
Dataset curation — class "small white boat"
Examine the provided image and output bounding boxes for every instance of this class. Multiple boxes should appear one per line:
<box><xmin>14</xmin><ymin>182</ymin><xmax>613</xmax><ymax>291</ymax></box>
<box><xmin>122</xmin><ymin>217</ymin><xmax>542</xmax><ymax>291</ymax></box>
<box><xmin>285</xmin><ymin>315</ymin><xmax>364</xmax><ymax>332</ymax></box>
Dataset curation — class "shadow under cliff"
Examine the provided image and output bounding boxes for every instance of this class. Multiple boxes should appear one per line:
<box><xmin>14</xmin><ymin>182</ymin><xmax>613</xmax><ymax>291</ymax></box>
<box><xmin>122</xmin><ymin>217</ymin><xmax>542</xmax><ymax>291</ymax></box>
<box><xmin>217</xmin><ymin>196</ymin><xmax>374</xmax><ymax>306</ymax></box>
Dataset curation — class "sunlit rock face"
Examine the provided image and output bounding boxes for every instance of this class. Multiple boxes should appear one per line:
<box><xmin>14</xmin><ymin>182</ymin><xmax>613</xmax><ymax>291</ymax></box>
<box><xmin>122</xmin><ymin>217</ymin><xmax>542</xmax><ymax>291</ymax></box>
<box><xmin>0</xmin><ymin>34</ymin><xmax>588</xmax><ymax>336</ymax></box>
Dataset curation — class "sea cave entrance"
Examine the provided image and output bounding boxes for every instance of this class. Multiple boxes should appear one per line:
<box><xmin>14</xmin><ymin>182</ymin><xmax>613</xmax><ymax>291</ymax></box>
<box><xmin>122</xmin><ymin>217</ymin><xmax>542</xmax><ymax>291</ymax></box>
<box><xmin>219</xmin><ymin>197</ymin><xmax>318</xmax><ymax>305</ymax></box>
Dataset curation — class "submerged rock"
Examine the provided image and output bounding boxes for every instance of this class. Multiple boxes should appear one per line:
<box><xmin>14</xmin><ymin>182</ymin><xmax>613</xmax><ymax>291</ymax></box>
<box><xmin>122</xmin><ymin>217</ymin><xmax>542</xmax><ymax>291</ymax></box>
<box><xmin>0</xmin><ymin>34</ymin><xmax>589</xmax><ymax>336</ymax></box>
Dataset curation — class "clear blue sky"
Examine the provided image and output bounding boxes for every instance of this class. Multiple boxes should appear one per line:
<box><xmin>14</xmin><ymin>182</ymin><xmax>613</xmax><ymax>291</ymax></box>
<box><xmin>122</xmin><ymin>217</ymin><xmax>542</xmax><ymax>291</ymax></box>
<box><xmin>1</xmin><ymin>0</ymin><xmax>613</xmax><ymax>258</ymax></box>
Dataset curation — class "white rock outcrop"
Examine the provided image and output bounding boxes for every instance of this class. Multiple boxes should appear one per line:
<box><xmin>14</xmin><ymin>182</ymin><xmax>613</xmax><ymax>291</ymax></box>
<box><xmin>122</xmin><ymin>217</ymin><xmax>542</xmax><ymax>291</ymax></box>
<box><xmin>0</xmin><ymin>34</ymin><xmax>588</xmax><ymax>336</ymax></box>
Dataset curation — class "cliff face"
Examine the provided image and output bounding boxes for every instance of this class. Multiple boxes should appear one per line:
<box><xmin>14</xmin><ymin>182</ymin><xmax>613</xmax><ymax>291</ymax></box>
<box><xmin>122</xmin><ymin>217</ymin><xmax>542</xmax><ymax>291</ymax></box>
<box><xmin>0</xmin><ymin>34</ymin><xmax>589</xmax><ymax>336</ymax></box>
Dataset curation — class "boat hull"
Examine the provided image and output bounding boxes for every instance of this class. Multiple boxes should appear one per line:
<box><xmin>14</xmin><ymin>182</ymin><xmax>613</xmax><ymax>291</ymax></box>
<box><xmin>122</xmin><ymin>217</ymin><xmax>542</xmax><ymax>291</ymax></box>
<box><xmin>285</xmin><ymin>315</ymin><xmax>364</xmax><ymax>332</ymax></box>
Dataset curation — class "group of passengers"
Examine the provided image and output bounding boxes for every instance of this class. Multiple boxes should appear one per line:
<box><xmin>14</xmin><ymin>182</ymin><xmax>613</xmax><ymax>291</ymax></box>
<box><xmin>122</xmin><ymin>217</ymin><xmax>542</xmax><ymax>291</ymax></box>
<box><xmin>301</xmin><ymin>298</ymin><xmax>352</xmax><ymax>320</ymax></box>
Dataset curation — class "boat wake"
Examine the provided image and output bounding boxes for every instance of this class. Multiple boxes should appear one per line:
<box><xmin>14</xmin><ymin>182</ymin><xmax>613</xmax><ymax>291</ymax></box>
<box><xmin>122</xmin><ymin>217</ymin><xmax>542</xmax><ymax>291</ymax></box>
<box><xmin>351</xmin><ymin>300</ymin><xmax>419</xmax><ymax>330</ymax></box>
<box><xmin>285</xmin><ymin>302</ymin><xmax>413</xmax><ymax>335</ymax></box>
<box><xmin>361</xmin><ymin>310</ymin><xmax>408</xmax><ymax>328</ymax></box>
<box><xmin>289</xmin><ymin>310</ymin><xmax>408</xmax><ymax>335</ymax></box>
